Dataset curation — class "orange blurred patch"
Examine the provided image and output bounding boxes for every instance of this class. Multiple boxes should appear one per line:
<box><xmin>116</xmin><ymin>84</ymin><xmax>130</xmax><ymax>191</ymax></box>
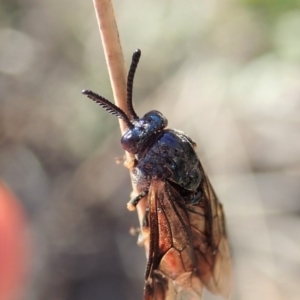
<box><xmin>0</xmin><ymin>182</ymin><xmax>31</xmax><ymax>300</ymax></box>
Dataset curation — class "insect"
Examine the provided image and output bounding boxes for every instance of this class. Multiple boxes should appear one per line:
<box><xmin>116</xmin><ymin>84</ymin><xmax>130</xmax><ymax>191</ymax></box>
<box><xmin>82</xmin><ymin>49</ymin><xmax>232</xmax><ymax>300</ymax></box>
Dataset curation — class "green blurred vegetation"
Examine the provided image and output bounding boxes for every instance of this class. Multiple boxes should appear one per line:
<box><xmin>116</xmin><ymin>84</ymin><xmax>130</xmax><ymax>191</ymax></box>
<box><xmin>242</xmin><ymin>0</ymin><xmax>300</xmax><ymax>18</ymax></box>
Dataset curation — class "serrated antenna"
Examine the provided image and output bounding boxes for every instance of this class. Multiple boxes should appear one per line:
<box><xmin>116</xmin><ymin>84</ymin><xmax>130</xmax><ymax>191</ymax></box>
<box><xmin>82</xmin><ymin>90</ymin><xmax>134</xmax><ymax>129</ymax></box>
<box><xmin>127</xmin><ymin>49</ymin><xmax>141</xmax><ymax>120</ymax></box>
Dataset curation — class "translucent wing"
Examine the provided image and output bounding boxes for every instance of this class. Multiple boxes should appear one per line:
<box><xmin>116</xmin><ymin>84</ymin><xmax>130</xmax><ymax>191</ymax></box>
<box><xmin>187</xmin><ymin>169</ymin><xmax>232</xmax><ymax>299</ymax></box>
<box><xmin>143</xmin><ymin>171</ymin><xmax>232</xmax><ymax>300</ymax></box>
<box><xmin>144</xmin><ymin>180</ymin><xmax>203</xmax><ymax>300</ymax></box>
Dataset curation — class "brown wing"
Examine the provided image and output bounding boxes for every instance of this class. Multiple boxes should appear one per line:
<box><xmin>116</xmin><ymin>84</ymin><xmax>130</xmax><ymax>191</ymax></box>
<box><xmin>187</xmin><ymin>170</ymin><xmax>232</xmax><ymax>299</ymax></box>
<box><xmin>144</xmin><ymin>180</ymin><xmax>203</xmax><ymax>300</ymax></box>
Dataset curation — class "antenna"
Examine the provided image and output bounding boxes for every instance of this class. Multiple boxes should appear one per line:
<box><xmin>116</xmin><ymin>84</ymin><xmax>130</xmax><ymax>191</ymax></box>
<box><xmin>82</xmin><ymin>90</ymin><xmax>134</xmax><ymax>129</ymax></box>
<box><xmin>127</xmin><ymin>49</ymin><xmax>141</xmax><ymax>120</ymax></box>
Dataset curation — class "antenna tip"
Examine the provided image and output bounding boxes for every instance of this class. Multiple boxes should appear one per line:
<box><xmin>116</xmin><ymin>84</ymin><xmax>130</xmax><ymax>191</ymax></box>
<box><xmin>133</xmin><ymin>49</ymin><xmax>141</xmax><ymax>58</ymax></box>
<box><xmin>82</xmin><ymin>89</ymin><xmax>89</xmax><ymax>95</ymax></box>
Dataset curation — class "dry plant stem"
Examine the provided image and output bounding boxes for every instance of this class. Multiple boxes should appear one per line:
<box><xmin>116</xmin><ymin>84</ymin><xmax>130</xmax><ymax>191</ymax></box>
<box><xmin>92</xmin><ymin>0</ymin><xmax>149</xmax><ymax>254</ymax></box>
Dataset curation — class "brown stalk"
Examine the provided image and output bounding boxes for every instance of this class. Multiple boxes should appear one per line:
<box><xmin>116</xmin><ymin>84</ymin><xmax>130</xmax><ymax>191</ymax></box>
<box><xmin>92</xmin><ymin>0</ymin><xmax>149</xmax><ymax>254</ymax></box>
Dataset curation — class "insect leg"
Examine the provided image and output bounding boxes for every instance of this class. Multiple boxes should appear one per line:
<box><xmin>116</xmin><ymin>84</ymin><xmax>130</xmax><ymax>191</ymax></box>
<box><xmin>127</xmin><ymin>190</ymin><xmax>149</xmax><ymax>211</ymax></box>
<box><xmin>135</xmin><ymin>209</ymin><xmax>150</xmax><ymax>246</ymax></box>
<box><xmin>190</xmin><ymin>189</ymin><xmax>203</xmax><ymax>204</ymax></box>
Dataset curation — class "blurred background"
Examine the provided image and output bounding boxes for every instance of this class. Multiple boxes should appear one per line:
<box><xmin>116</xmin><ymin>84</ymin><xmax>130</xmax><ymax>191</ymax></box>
<box><xmin>0</xmin><ymin>0</ymin><xmax>300</xmax><ymax>299</ymax></box>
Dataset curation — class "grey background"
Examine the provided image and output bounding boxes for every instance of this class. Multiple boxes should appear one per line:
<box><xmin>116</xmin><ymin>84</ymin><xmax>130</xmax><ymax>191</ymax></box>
<box><xmin>0</xmin><ymin>0</ymin><xmax>300</xmax><ymax>299</ymax></box>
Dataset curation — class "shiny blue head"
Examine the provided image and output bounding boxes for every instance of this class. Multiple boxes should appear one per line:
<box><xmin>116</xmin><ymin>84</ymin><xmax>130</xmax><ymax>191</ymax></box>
<box><xmin>82</xmin><ymin>50</ymin><xmax>168</xmax><ymax>154</ymax></box>
<box><xmin>121</xmin><ymin>110</ymin><xmax>168</xmax><ymax>154</ymax></box>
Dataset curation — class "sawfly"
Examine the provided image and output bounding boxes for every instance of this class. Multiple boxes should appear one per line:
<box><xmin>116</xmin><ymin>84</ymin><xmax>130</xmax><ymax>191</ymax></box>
<box><xmin>82</xmin><ymin>49</ymin><xmax>232</xmax><ymax>300</ymax></box>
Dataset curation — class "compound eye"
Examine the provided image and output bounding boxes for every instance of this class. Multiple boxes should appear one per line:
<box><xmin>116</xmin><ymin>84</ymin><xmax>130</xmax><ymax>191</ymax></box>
<box><xmin>143</xmin><ymin>110</ymin><xmax>167</xmax><ymax>128</ymax></box>
<box><xmin>121</xmin><ymin>129</ymin><xmax>139</xmax><ymax>153</ymax></box>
